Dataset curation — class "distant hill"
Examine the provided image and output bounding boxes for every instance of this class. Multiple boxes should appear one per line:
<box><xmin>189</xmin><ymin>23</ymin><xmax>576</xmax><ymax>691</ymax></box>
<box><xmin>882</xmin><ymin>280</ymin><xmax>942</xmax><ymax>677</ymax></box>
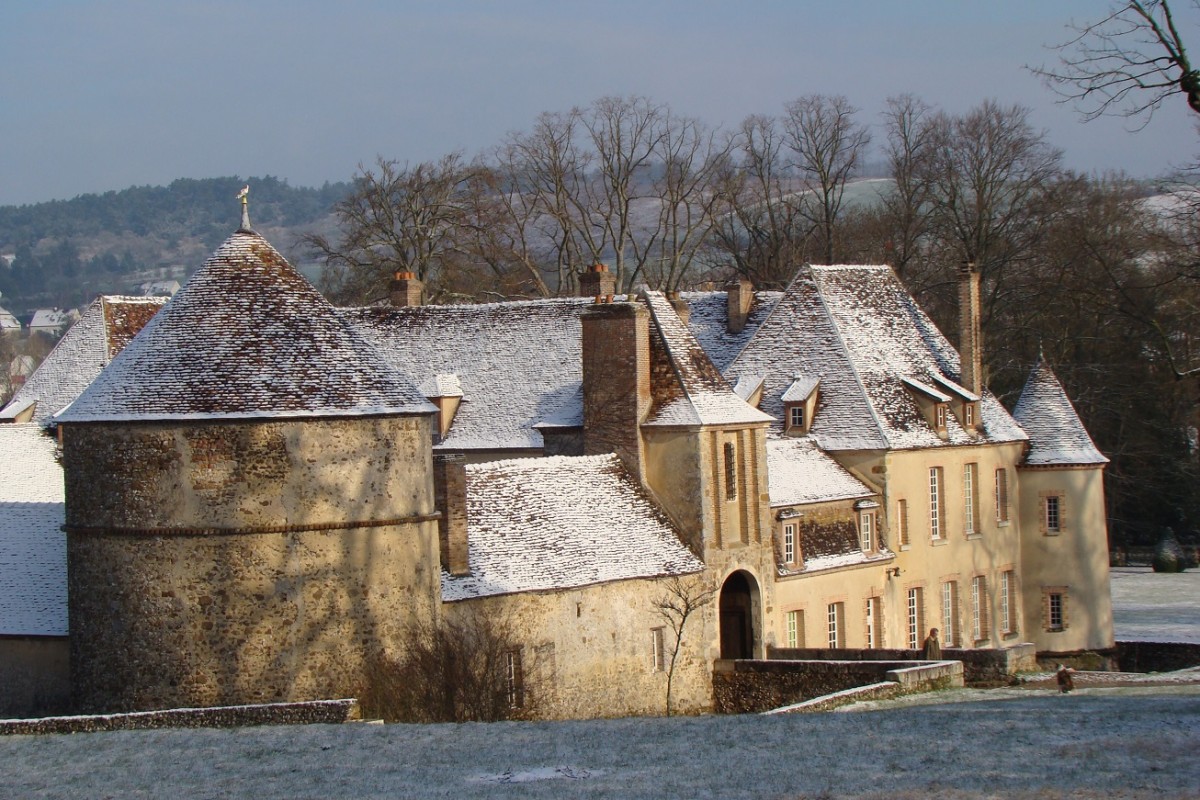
<box><xmin>0</xmin><ymin>176</ymin><xmax>349</xmax><ymax>319</ymax></box>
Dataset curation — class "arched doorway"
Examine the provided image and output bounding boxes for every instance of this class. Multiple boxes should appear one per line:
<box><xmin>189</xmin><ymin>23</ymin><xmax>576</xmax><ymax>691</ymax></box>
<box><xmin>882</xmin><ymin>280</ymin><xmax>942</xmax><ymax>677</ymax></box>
<box><xmin>719</xmin><ymin>571</ymin><xmax>759</xmax><ymax>660</ymax></box>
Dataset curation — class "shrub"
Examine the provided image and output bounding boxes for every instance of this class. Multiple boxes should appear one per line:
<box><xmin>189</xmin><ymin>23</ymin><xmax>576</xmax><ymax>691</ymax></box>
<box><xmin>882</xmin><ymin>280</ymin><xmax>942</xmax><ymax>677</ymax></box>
<box><xmin>1152</xmin><ymin>527</ymin><xmax>1186</xmax><ymax>573</ymax></box>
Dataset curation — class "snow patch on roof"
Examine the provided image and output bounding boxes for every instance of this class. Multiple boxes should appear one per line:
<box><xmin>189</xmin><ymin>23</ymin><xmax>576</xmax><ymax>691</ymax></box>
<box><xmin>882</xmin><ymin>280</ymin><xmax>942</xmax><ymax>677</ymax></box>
<box><xmin>1013</xmin><ymin>359</ymin><xmax>1108</xmax><ymax>467</ymax></box>
<box><xmin>766</xmin><ymin>438</ymin><xmax>875</xmax><ymax>507</ymax></box>
<box><xmin>1</xmin><ymin>296</ymin><xmax>166</xmax><ymax>426</ymax></box>
<box><xmin>0</xmin><ymin>424</ymin><xmax>66</xmax><ymax>636</ymax></box>
<box><xmin>683</xmin><ymin>290</ymin><xmax>782</xmax><ymax>371</ymax></box>
<box><xmin>441</xmin><ymin>454</ymin><xmax>703</xmax><ymax>601</ymax></box>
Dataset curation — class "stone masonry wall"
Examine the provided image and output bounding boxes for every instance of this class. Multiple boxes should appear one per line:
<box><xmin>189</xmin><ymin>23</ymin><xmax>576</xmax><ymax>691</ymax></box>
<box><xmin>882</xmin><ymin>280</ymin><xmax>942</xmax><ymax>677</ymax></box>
<box><xmin>61</xmin><ymin>416</ymin><xmax>441</xmax><ymax>714</ymax></box>
<box><xmin>0</xmin><ymin>637</ymin><xmax>71</xmax><ymax>718</ymax></box>
<box><xmin>768</xmin><ymin>645</ymin><xmax>1036</xmax><ymax>685</ymax></box>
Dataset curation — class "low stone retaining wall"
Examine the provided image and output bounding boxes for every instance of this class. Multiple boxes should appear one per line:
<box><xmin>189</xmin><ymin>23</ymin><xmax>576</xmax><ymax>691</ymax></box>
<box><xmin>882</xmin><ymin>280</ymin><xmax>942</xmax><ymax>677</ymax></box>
<box><xmin>0</xmin><ymin>699</ymin><xmax>361</xmax><ymax>736</ymax></box>
<box><xmin>767</xmin><ymin>644</ymin><xmax>1035</xmax><ymax>685</ymax></box>
<box><xmin>713</xmin><ymin>659</ymin><xmax>963</xmax><ymax>714</ymax></box>
<box><xmin>1116</xmin><ymin>641</ymin><xmax>1200</xmax><ymax>673</ymax></box>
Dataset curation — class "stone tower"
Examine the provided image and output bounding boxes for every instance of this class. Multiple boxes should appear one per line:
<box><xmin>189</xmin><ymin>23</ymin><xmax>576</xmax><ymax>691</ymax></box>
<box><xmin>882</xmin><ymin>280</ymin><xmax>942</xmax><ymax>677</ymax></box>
<box><xmin>56</xmin><ymin>223</ymin><xmax>440</xmax><ymax>713</ymax></box>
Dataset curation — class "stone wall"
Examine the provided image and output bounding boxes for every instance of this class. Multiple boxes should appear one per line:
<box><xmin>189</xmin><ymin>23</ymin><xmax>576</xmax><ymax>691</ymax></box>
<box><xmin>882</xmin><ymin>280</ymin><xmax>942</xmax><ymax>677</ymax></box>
<box><xmin>0</xmin><ymin>699</ymin><xmax>359</xmax><ymax>736</ymax></box>
<box><xmin>768</xmin><ymin>644</ymin><xmax>1036</xmax><ymax>685</ymax></box>
<box><xmin>712</xmin><ymin>658</ymin><xmax>962</xmax><ymax>714</ymax></box>
<box><xmin>1115</xmin><ymin>641</ymin><xmax>1200</xmax><ymax>673</ymax></box>
<box><xmin>60</xmin><ymin>416</ymin><xmax>441</xmax><ymax>713</ymax></box>
<box><xmin>0</xmin><ymin>636</ymin><xmax>70</xmax><ymax>718</ymax></box>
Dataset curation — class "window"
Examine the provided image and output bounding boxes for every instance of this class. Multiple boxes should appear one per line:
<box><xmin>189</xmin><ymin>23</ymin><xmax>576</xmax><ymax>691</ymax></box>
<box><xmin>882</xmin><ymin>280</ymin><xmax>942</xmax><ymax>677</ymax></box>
<box><xmin>907</xmin><ymin>588</ymin><xmax>924</xmax><ymax>650</ymax></box>
<box><xmin>651</xmin><ymin>627</ymin><xmax>666</xmax><ymax>672</ymax></box>
<box><xmin>929</xmin><ymin>467</ymin><xmax>945</xmax><ymax>540</ymax></box>
<box><xmin>865</xmin><ymin>597</ymin><xmax>881</xmax><ymax>649</ymax></box>
<box><xmin>995</xmin><ymin>468</ymin><xmax>1010</xmax><ymax>524</ymax></box>
<box><xmin>935</xmin><ymin>403</ymin><xmax>947</xmax><ymax>430</ymax></box>
<box><xmin>971</xmin><ymin>576</ymin><xmax>989</xmax><ymax>642</ymax></box>
<box><xmin>859</xmin><ymin>511</ymin><xmax>875</xmax><ymax>553</ymax></box>
<box><xmin>1043</xmin><ymin>495</ymin><xmax>1063</xmax><ymax>534</ymax></box>
<box><xmin>788</xmin><ymin>405</ymin><xmax>805</xmax><ymax>432</ymax></box>
<box><xmin>827</xmin><ymin>602</ymin><xmax>844</xmax><ymax>648</ymax></box>
<box><xmin>941</xmin><ymin>581</ymin><xmax>958</xmax><ymax>648</ymax></box>
<box><xmin>1044</xmin><ymin>588</ymin><xmax>1068</xmax><ymax>632</ymax></box>
<box><xmin>964</xmin><ymin>402</ymin><xmax>975</xmax><ymax>428</ymax></box>
<box><xmin>897</xmin><ymin>499</ymin><xmax>910</xmax><ymax>547</ymax></box>
<box><xmin>1001</xmin><ymin>571</ymin><xmax>1016</xmax><ymax>635</ymax></box>
<box><xmin>723</xmin><ymin>442</ymin><xmax>737</xmax><ymax>500</ymax></box>
<box><xmin>786</xmin><ymin>610</ymin><xmax>801</xmax><ymax>649</ymax></box>
<box><xmin>963</xmin><ymin>463</ymin><xmax>979</xmax><ymax>536</ymax></box>
<box><xmin>505</xmin><ymin>649</ymin><xmax>524</xmax><ymax>708</ymax></box>
<box><xmin>783</xmin><ymin>523</ymin><xmax>796</xmax><ymax>565</ymax></box>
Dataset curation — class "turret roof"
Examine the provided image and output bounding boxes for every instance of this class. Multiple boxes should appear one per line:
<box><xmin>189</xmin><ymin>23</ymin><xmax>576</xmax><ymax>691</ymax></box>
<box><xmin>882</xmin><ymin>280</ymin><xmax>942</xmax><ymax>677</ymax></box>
<box><xmin>1013</xmin><ymin>357</ymin><xmax>1108</xmax><ymax>467</ymax></box>
<box><xmin>56</xmin><ymin>230</ymin><xmax>434</xmax><ymax>423</ymax></box>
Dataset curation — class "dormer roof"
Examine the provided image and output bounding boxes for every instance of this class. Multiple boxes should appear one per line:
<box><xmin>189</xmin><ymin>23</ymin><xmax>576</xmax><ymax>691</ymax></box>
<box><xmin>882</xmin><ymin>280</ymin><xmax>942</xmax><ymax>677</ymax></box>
<box><xmin>727</xmin><ymin>264</ymin><xmax>1027</xmax><ymax>451</ymax></box>
<box><xmin>642</xmin><ymin>291</ymin><xmax>773</xmax><ymax>428</ymax></box>
<box><xmin>1013</xmin><ymin>357</ymin><xmax>1108</xmax><ymax>467</ymax></box>
<box><xmin>781</xmin><ymin>374</ymin><xmax>819</xmax><ymax>403</ymax></box>
<box><xmin>56</xmin><ymin>230</ymin><xmax>434</xmax><ymax>424</ymax></box>
<box><xmin>766</xmin><ymin>438</ymin><xmax>874</xmax><ymax>507</ymax></box>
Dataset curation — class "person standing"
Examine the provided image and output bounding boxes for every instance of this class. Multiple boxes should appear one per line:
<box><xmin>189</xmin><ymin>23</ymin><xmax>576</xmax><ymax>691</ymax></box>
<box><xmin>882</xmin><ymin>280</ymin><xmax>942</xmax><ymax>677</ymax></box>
<box><xmin>922</xmin><ymin>628</ymin><xmax>942</xmax><ymax>659</ymax></box>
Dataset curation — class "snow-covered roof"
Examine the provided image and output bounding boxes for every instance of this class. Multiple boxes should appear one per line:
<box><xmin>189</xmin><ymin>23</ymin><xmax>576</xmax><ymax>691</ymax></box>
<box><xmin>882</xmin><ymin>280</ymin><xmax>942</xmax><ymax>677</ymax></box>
<box><xmin>441</xmin><ymin>454</ymin><xmax>703</xmax><ymax>601</ymax></box>
<box><xmin>643</xmin><ymin>291</ymin><xmax>773</xmax><ymax>428</ymax></box>
<box><xmin>420</xmin><ymin>373</ymin><xmax>463</xmax><ymax>399</ymax></box>
<box><xmin>682</xmin><ymin>290</ymin><xmax>782</xmax><ymax>371</ymax></box>
<box><xmin>727</xmin><ymin>265</ymin><xmax>1027</xmax><ymax>451</ymax></box>
<box><xmin>0</xmin><ymin>424</ymin><xmax>66</xmax><ymax>636</ymax></box>
<box><xmin>0</xmin><ymin>296</ymin><xmax>166</xmax><ymax>426</ymax></box>
<box><xmin>0</xmin><ymin>307</ymin><xmax>20</xmax><ymax>330</ymax></box>
<box><xmin>1013</xmin><ymin>358</ymin><xmax>1108</xmax><ymax>467</ymax></box>
<box><xmin>345</xmin><ymin>297</ymin><xmax>591</xmax><ymax>451</ymax></box>
<box><xmin>56</xmin><ymin>230</ymin><xmax>435</xmax><ymax>423</ymax></box>
<box><xmin>29</xmin><ymin>308</ymin><xmax>70</xmax><ymax>331</ymax></box>
<box><xmin>781</xmin><ymin>374</ymin><xmax>819</xmax><ymax>403</ymax></box>
<box><xmin>766</xmin><ymin>438</ymin><xmax>875</xmax><ymax>507</ymax></box>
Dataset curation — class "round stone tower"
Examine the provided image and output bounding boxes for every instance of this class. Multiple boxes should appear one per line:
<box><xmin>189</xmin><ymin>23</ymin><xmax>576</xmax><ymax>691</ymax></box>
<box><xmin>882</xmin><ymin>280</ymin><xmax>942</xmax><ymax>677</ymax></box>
<box><xmin>56</xmin><ymin>218</ymin><xmax>441</xmax><ymax>712</ymax></box>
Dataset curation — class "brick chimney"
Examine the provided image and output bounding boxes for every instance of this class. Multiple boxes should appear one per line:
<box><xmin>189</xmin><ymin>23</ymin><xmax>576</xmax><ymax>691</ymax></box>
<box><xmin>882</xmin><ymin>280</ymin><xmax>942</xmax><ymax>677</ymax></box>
<box><xmin>667</xmin><ymin>291</ymin><xmax>689</xmax><ymax>326</ymax></box>
<box><xmin>579</xmin><ymin>262</ymin><xmax>616</xmax><ymax>300</ymax></box>
<box><xmin>958</xmin><ymin>261</ymin><xmax>983</xmax><ymax>394</ymax></box>
<box><xmin>433</xmin><ymin>454</ymin><xmax>469</xmax><ymax>576</ymax></box>
<box><xmin>725</xmin><ymin>278</ymin><xmax>753</xmax><ymax>334</ymax></box>
<box><xmin>390</xmin><ymin>271</ymin><xmax>423</xmax><ymax>307</ymax></box>
<box><xmin>581</xmin><ymin>302</ymin><xmax>650</xmax><ymax>479</ymax></box>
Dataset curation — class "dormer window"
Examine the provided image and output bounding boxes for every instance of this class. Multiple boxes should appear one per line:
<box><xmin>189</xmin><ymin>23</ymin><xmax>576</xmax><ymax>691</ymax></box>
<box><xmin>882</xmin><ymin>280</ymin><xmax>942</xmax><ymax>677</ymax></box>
<box><xmin>935</xmin><ymin>403</ymin><xmax>947</xmax><ymax>431</ymax></box>
<box><xmin>781</xmin><ymin>374</ymin><xmax>819</xmax><ymax>437</ymax></box>
<box><xmin>929</xmin><ymin>373</ymin><xmax>981</xmax><ymax>432</ymax></box>
<box><xmin>964</xmin><ymin>402</ymin><xmax>976</xmax><ymax>428</ymax></box>
<box><xmin>902</xmin><ymin>377</ymin><xmax>953</xmax><ymax>438</ymax></box>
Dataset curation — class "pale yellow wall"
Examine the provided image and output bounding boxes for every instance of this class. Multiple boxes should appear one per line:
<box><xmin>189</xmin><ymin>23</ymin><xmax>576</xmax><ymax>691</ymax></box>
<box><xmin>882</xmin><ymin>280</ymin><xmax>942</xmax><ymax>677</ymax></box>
<box><xmin>773</xmin><ymin>563</ymin><xmax>891</xmax><ymax>650</ymax></box>
<box><xmin>827</xmin><ymin>443</ymin><xmax>1029</xmax><ymax>650</ymax></box>
<box><xmin>447</xmin><ymin>575</ymin><xmax>717</xmax><ymax>719</ymax></box>
<box><xmin>1017</xmin><ymin>465</ymin><xmax>1114</xmax><ymax>652</ymax></box>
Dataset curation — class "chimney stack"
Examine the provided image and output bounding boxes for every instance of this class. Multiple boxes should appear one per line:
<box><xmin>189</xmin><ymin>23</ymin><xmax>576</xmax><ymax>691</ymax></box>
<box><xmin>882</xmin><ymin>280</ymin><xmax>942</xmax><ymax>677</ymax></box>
<box><xmin>581</xmin><ymin>302</ymin><xmax>650</xmax><ymax>479</ymax></box>
<box><xmin>958</xmin><ymin>261</ymin><xmax>983</xmax><ymax>394</ymax></box>
<box><xmin>433</xmin><ymin>454</ymin><xmax>470</xmax><ymax>576</ymax></box>
<box><xmin>390</xmin><ymin>271</ymin><xmax>423</xmax><ymax>307</ymax></box>
<box><xmin>579</xmin><ymin>262</ymin><xmax>616</xmax><ymax>301</ymax></box>
<box><xmin>725</xmin><ymin>278</ymin><xmax>753</xmax><ymax>334</ymax></box>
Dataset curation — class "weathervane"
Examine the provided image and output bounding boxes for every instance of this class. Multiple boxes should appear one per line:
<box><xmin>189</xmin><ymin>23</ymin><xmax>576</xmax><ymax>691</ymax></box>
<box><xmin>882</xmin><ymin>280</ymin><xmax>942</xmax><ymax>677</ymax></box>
<box><xmin>237</xmin><ymin>184</ymin><xmax>251</xmax><ymax>231</ymax></box>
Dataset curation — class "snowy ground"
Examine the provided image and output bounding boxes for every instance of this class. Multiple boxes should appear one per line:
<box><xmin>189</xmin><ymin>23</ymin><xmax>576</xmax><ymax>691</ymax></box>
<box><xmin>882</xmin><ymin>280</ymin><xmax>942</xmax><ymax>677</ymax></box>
<box><xmin>2</xmin><ymin>568</ymin><xmax>1198</xmax><ymax>799</ymax></box>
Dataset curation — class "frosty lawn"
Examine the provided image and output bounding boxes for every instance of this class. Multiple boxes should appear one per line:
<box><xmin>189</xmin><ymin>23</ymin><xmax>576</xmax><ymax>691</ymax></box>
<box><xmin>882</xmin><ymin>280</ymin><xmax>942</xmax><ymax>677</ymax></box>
<box><xmin>2</xmin><ymin>568</ymin><xmax>1198</xmax><ymax>799</ymax></box>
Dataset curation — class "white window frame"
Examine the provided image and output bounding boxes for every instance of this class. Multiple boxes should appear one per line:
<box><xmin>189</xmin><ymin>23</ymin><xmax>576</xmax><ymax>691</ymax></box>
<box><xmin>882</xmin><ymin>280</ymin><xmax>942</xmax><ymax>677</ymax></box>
<box><xmin>865</xmin><ymin>597</ymin><xmax>879</xmax><ymax>649</ymax></box>
<box><xmin>935</xmin><ymin>403</ymin><xmax>947</xmax><ymax>429</ymax></box>
<box><xmin>907</xmin><ymin>588</ymin><xmax>923</xmax><ymax>650</ymax></box>
<box><xmin>827</xmin><ymin>602</ymin><xmax>843</xmax><ymax>648</ymax></box>
<box><xmin>788</xmin><ymin>404</ymin><xmax>805</xmax><ymax>432</ymax></box>
<box><xmin>964</xmin><ymin>402</ymin><xmax>975</xmax><ymax>427</ymax></box>
<box><xmin>971</xmin><ymin>576</ymin><xmax>988</xmax><ymax>642</ymax></box>
<box><xmin>995</xmin><ymin>468</ymin><xmax>1010</xmax><ymax>524</ymax></box>
<box><xmin>1000</xmin><ymin>571</ymin><xmax>1013</xmax><ymax>635</ymax></box>
<box><xmin>859</xmin><ymin>511</ymin><xmax>875</xmax><ymax>553</ymax></box>
<box><xmin>929</xmin><ymin>467</ymin><xmax>944</xmax><ymax>540</ymax></box>
<box><xmin>786</xmin><ymin>610</ymin><xmax>799</xmax><ymax>649</ymax></box>
<box><xmin>941</xmin><ymin>581</ymin><xmax>957</xmax><ymax>648</ymax></box>
<box><xmin>1045</xmin><ymin>495</ymin><xmax>1062</xmax><ymax>534</ymax></box>
<box><xmin>783</xmin><ymin>523</ymin><xmax>796</xmax><ymax>564</ymax></box>
<box><xmin>1048</xmin><ymin>592</ymin><xmax>1065</xmax><ymax>631</ymax></box>
<box><xmin>963</xmin><ymin>463</ymin><xmax>978</xmax><ymax>536</ymax></box>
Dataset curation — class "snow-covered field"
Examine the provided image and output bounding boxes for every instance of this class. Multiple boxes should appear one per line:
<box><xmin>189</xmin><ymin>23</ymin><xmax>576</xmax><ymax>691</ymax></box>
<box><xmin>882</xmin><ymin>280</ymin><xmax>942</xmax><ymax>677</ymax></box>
<box><xmin>2</xmin><ymin>568</ymin><xmax>1198</xmax><ymax>799</ymax></box>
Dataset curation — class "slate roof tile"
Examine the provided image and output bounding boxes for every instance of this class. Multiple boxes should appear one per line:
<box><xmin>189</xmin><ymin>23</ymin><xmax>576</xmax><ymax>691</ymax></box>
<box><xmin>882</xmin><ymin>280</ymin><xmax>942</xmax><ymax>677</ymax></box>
<box><xmin>1013</xmin><ymin>357</ymin><xmax>1108</xmax><ymax>467</ymax></box>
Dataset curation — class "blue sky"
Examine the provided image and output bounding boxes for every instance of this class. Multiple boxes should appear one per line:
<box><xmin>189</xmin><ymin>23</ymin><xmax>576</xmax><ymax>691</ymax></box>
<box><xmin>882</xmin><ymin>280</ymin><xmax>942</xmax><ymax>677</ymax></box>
<box><xmin>1</xmin><ymin>1</ymin><xmax>1197</xmax><ymax>206</ymax></box>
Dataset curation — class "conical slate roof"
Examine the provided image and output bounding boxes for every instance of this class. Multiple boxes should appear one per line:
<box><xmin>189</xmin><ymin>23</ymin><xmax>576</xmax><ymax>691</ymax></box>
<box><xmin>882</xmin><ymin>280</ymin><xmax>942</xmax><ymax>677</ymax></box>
<box><xmin>56</xmin><ymin>230</ymin><xmax>435</xmax><ymax>423</ymax></box>
<box><xmin>1012</xmin><ymin>357</ymin><xmax>1107</xmax><ymax>467</ymax></box>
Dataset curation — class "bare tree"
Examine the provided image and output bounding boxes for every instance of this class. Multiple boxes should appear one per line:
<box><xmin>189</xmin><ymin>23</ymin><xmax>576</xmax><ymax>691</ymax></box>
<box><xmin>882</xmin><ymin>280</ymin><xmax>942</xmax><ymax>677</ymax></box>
<box><xmin>708</xmin><ymin>114</ymin><xmax>813</xmax><ymax>289</ymax></box>
<box><xmin>1033</xmin><ymin>0</ymin><xmax>1200</xmax><ymax>126</ymax></box>
<box><xmin>653</xmin><ymin>574</ymin><xmax>715</xmax><ymax>717</ymax></box>
<box><xmin>306</xmin><ymin>153</ymin><xmax>474</xmax><ymax>304</ymax></box>
<box><xmin>783</xmin><ymin>94</ymin><xmax>872</xmax><ymax>265</ymax></box>
<box><xmin>879</xmin><ymin>95</ymin><xmax>937</xmax><ymax>281</ymax></box>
